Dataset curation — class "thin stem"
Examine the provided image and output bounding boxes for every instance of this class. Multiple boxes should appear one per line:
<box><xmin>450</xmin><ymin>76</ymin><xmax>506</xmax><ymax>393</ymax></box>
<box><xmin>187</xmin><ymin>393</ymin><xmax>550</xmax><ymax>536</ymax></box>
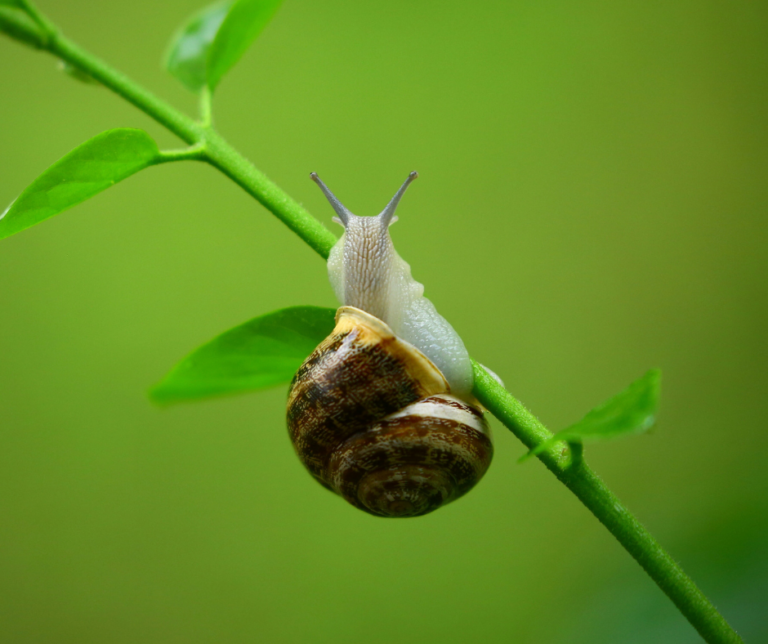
<box><xmin>19</xmin><ymin>0</ymin><xmax>56</xmax><ymax>40</ymax></box>
<box><xmin>48</xmin><ymin>33</ymin><xmax>202</xmax><ymax>144</ymax></box>
<box><xmin>1</xmin><ymin>8</ymin><xmax>743</xmax><ymax>643</ymax></box>
<box><xmin>0</xmin><ymin>6</ymin><xmax>45</xmax><ymax>49</ymax></box>
<box><xmin>157</xmin><ymin>143</ymin><xmax>207</xmax><ymax>164</ymax></box>
<box><xmin>203</xmin><ymin>132</ymin><xmax>337</xmax><ymax>258</ymax></box>
<box><xmin>472</xmin><ymin>363</ymin><xmax>743</xmax><ymax>644</ymax></box>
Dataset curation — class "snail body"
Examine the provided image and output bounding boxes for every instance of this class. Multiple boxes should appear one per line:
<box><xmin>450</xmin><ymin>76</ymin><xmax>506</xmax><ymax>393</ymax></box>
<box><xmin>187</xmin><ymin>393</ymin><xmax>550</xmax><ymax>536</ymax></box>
<box><xmin>286</xmin><ymin>173</ymin><xmax>492</xmax><ymax>518</ymax></box>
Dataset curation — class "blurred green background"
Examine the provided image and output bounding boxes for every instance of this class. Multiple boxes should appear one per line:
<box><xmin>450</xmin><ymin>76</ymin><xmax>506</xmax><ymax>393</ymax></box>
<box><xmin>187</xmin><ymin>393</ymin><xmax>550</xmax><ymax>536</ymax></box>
<box><xmin>1</xmin><ymin>1</ymin><xmax>767</xmax><ymax>642</ymax></box>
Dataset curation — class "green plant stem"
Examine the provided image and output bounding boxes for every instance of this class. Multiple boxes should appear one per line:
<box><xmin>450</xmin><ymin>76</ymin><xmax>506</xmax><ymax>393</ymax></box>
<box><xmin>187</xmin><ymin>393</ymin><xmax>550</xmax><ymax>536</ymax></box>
<box><xmin>0</xmin><ymin>6</ymin><xmax>45</xmax><ymax>48</ymax></box>
<box><xmin>158</xmin><ymin>144</ymin><xmax>207</xmax><ymax>164</ymax></box>
<box><xmin>203</xmin><ymin>132</ymin><xmax>336</xmax><ymax>257</ymax></box>
<box><xmin>19</xmin><ymin>0</ymin><xmax>55</xmax><ymax>38</ymax></box>
<box><xmin>472</xmin><ymin>363</ymin><xmax>742</xmax><ymax>644</ymax></box>
<box><xmin>1</xmin><ymin>10</ymin><xmax>743</xmax><ymax>644</ymax></box>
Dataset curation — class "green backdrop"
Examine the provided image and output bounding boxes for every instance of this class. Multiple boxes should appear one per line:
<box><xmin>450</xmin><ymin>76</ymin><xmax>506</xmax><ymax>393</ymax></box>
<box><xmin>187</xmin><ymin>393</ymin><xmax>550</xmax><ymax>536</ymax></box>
<box><xmin>1</xmin><ymin>1</ymin><xmax>766</xmax><ymax>642</ymax></box>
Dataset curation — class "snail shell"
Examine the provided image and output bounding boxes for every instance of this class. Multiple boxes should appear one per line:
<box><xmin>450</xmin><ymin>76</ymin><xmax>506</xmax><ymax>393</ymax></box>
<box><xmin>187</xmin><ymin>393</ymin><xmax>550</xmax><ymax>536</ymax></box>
<box><xmin>287</xmin><ymin>306</ymin><xmax>492</xmax><ymax>518</ymax></box>
<box><xmin>286</xmin><ymin>172</ymin><xmax>493</xmax><ymax>518</ymax></box>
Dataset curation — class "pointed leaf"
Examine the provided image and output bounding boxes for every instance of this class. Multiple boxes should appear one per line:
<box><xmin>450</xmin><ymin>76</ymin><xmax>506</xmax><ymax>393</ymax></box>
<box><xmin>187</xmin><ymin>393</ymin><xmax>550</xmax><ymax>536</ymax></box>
<box><xmin>1</xmin><ymin>129</ymin><xmax>160</xmax><ymax>240</ymax></box>
<box><xmin>164</xmin><ymin>1</ymin><xmax>230</xmax><ymax>92</ymax></box>
<box><xmin>521</xmin><ymin>369</ymin><xmax>662</xmax><ymax>461</ymax></box>
<box><xmin>207</xmin><ymin>0</ymin><xmax>282</xmax><ymax>91</ymax></box>
<box><xmin>150</xmin><ymin>306</ymin><xmax>337</xmax><ymax>405</ymax></box>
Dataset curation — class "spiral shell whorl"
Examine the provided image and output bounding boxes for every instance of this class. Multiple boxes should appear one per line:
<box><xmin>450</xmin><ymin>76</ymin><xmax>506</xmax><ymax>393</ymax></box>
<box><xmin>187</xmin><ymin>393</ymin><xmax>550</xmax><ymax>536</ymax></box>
<box><xmin>331</xmin><ymin>395</ymin><xmax>492</xmax><ymax>517</ymax></box>
<box><xmin>286</xmin><ymin>307</ymin><xmax>492</xmax><ymax>518</ymax></box>
<box><xmin>355</xmin><ymin>466</ymin><xmax>453</xmax><ymax>518</ymax></box>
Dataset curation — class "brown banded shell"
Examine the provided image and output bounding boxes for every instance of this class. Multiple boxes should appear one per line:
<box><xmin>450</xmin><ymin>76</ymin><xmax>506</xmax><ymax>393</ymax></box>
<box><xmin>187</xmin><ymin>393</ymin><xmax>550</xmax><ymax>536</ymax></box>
<box><xmin>286</xmin><ymin>306</ymin><xmax>493</xmax><ymax>518</ymax></box>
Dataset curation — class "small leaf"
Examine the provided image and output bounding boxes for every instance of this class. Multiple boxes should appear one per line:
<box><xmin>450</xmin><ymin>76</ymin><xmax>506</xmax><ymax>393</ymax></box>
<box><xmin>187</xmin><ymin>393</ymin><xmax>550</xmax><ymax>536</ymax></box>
<box><xmin>521</xmin><ymin>369</ymin><xmax>662</xmax><ymax>461</ymax></box>
<box><xmin>207</xmin><ymin>0</ymin><xmax>282</xmax><ymax>91</ymax></box>
<box><xmin>150</xmin><ymin>306</ymin><xmax>337</xmax><ymax>405</ymax></box>
<box><xmin>0</xmin><ymin>129</ymin><xmax>160</xmax><ymax>240</ymax></box>
<box><xmin>164</xmin><ymin>0</ymin><xmax>230</xmax><ymax>92</ymax></box>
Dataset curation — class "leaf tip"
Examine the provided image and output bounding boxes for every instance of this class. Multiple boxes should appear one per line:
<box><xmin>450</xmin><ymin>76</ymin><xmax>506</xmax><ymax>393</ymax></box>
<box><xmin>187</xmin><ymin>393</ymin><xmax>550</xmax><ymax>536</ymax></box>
<box><xmin>147</xmin><ymin>384</ymin><xmax>171</xmax><ymax>407</ymax></box>
<box><xmin>147</xmin><ymin>376</ymin><xmax>185</xmax><ymax>407</ymax></box>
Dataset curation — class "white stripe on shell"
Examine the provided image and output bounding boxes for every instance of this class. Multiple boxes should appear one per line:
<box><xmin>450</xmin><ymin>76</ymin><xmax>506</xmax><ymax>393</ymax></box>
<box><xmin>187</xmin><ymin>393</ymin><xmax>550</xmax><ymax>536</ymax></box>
<box><xmin>384</xmin><ymin>394</ymin><xmax>490</xmax><ymax>437</ymax></box>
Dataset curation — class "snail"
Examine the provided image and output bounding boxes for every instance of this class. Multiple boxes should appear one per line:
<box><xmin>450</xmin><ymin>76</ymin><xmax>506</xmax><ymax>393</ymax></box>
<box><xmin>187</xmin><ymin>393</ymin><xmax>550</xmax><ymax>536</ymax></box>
<box><xmin>286</xmin><ymin>172</ymin><xmax>493</xmax><ymax>517</ymax></box>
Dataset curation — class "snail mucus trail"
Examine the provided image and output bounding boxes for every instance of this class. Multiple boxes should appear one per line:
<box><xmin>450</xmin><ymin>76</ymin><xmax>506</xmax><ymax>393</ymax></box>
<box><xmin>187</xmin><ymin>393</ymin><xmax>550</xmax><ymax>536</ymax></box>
<box><xmin>287</xmin><ymin>172</ymin><xmax>493</xmax><ymax>518</ymax></box>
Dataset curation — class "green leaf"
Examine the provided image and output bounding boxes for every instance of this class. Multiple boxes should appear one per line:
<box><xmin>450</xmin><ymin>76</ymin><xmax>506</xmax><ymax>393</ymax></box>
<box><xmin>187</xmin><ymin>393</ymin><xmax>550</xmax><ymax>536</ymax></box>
<box><xmin>0</xmin><ymin>129</ymin><xmax>160</xmax><ymax>240</ymax></box>
<box><xmin>0</xmin><ymin>0</ymin><xmax>27</xmax><ymax>8</ymax></box>
<box><xmin>150</xmin><ymin>306</ymin><xmax>337</xmax><ymax>405</ymax></box>
<box><xmin>207</xmin><ymin>0</ymin><xmax>282</xmax><ymax>91</ymax></box>
<box><xmin>165</xmin><ymin>0</ymin><xmax>281</xmax><ymax>93</ymax></box>
<box><xmin>521</xmin><ymin>369</ymin><xmax>662</xmax><ymax>461</ymax></box>
<box><xmin>164</xmin><ymin>0</ymin><xmax>231</xmax><ymax>92</ymax></box>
